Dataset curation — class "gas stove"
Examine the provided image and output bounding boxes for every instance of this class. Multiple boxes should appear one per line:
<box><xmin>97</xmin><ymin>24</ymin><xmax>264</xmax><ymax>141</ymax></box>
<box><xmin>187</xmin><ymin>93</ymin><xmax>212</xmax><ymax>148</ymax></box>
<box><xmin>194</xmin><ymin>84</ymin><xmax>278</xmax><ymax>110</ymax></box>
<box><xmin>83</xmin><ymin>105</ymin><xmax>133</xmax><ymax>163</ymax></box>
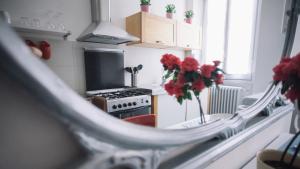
<box><xmin>87</xmin><ymin>88</ymin><xmax>151</xmax><ymax>100</ymax></box>
<box><xmin>88</xmin><ymin>88</ymin><xmax>152</xmax><ymax>118</ymax></box>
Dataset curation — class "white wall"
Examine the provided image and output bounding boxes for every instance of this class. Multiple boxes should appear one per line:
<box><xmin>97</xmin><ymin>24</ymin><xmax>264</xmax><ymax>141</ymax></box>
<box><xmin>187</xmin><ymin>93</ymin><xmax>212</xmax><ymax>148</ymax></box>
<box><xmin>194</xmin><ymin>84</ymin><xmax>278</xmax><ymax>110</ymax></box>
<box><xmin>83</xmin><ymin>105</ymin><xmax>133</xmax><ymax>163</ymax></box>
<box><xmin>109</xmin><ymin>0</ymin><xmax>187</xmax><ymax>87</ymax></box>
<box><xmin>0</xmin><ymin>0</ymin><xmax>187</xmax><ymax>95</ymax></box>
<box><xmin>252</xmin><ymin>0</ymin><xmax>286</xmax><ymax>93</ymax></box>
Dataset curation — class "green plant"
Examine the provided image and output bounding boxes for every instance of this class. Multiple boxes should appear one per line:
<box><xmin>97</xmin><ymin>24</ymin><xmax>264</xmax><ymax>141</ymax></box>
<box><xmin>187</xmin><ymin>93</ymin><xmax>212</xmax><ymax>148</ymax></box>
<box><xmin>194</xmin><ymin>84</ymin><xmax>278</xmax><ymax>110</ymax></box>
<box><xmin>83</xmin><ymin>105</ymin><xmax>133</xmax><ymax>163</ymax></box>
<box><xmin>185</xmin><ymin>10</ymin><xmax>194</xmax><ymax>18</ymax></box>
<box><xmin>140</xmin><ymin>0</ymin><xmax>150</xmax><ymax>5</ymax></box>
<box><xmin>166</xmin><ymin>4</ymin><xmax>176</xmax><ymax>13</ymax></box>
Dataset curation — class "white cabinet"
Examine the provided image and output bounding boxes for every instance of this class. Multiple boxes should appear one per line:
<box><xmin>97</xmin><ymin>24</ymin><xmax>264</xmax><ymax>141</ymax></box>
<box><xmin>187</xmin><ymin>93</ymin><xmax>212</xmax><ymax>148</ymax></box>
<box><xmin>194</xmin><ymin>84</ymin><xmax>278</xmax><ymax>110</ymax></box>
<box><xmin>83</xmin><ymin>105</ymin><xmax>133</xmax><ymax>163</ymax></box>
<box><xmin>154</xmin><ymin>89</ymin><xmax>209</xmax><ymax>128</ymax></box>
<box><xmin>156</xmin><ymin>95</ymin><xmax>186</xmax><ymax>128</ymax></box>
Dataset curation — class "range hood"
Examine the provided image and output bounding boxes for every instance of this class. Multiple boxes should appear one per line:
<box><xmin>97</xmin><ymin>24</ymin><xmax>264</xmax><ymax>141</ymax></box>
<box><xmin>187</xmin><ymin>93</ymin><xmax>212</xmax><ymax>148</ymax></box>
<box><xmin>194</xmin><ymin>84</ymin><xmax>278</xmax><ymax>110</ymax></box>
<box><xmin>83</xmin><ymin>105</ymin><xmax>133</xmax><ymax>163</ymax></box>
<box><xmin>77</xmin><ymin>0</ymin><xmax>139</xmax><ymax>44</ymax></box>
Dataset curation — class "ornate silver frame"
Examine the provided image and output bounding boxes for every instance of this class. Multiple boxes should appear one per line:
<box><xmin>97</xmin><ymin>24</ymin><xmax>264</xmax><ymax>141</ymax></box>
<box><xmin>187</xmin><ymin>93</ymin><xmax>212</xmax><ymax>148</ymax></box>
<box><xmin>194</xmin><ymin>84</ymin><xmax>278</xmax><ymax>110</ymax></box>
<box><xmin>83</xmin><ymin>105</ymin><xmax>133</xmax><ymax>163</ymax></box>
<box><xmin>0</xmin><ymin>1</ymin><xmax>299</xmax><ymax>168</ymax></box>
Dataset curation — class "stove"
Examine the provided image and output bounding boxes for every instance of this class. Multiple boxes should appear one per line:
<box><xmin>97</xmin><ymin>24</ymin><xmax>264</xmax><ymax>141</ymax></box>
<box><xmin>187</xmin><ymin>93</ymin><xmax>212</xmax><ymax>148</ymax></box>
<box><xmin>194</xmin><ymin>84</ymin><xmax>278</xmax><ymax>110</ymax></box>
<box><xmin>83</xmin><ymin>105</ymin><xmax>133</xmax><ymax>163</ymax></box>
<box><xmin>88</xmin><ymin>88</ymin><xmax>152</xmax><ymax>119</ymax></box>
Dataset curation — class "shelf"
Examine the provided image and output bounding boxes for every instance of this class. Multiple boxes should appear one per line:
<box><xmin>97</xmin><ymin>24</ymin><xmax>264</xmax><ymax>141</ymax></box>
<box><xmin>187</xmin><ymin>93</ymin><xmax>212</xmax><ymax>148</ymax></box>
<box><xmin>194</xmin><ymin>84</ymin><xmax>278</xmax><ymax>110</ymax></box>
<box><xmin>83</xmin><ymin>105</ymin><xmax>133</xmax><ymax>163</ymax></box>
<box><xmin>12</xmin><ymin>26</ymin><xmax>71</xmax><ymax>40</ymax></box>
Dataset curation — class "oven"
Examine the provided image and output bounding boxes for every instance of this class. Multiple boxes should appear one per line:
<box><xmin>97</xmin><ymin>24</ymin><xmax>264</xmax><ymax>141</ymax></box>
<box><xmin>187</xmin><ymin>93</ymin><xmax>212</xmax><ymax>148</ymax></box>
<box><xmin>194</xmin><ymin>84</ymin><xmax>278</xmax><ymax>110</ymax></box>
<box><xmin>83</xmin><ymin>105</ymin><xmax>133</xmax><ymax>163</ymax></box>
<box><xmin>84</xmin><ymin>48</ymin><xmax>152</xmax><ymax>119</ymax></box>
<box><xmin>110</xmin><ymin>106</ymin><xmax>151</xmax><ymax>119</ymax></box>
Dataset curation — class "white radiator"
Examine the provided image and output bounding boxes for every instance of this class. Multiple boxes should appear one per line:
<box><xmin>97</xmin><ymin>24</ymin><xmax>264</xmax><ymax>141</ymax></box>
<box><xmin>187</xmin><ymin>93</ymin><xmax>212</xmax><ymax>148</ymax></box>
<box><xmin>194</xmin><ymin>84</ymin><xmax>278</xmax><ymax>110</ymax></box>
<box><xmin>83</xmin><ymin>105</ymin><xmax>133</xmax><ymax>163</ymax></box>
<box><xmin>208</xmin><ymin>85</ymin><xmax>243</xmax><ymax>114</ymax></box>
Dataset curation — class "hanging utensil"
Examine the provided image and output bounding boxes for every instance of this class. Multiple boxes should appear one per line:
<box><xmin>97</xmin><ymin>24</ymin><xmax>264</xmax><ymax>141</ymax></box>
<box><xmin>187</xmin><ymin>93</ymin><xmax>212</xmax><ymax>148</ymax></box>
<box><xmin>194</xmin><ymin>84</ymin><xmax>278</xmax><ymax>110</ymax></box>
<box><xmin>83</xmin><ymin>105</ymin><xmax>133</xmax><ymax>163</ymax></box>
<box><xmin>124</xmin><ymin>67</ymin><xmax>133</xmax><ymax>73</ymax></box>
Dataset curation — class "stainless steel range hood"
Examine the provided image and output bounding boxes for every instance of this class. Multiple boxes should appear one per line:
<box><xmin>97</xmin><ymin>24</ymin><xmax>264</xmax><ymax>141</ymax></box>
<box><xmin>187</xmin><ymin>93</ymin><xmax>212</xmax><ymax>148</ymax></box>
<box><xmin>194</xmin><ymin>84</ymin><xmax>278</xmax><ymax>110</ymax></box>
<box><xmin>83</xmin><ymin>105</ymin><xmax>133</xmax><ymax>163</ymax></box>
<box><xmin>77</xmin><ymin>0</ymin><xmax>139</xmax><ymax>45</ymax></box>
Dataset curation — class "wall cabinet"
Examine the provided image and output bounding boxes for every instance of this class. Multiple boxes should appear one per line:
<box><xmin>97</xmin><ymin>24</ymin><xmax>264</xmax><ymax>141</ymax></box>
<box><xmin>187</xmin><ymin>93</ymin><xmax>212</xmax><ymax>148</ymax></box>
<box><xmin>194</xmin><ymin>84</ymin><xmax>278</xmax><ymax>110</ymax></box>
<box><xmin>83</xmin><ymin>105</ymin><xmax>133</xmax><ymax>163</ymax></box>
<box><xmin>126</xmin><ymin>12</ymin><xmax>176</xmax><ymax>48</ymax></box>
<box><xmin>176</xmin><ymin>22</ymin><xmax>201</xmax><ymax>50</ymax></box>
<box><xmin>126</xmin><ymin>12</ymin><xmax>201</xmax><ymax>50</ymax></box>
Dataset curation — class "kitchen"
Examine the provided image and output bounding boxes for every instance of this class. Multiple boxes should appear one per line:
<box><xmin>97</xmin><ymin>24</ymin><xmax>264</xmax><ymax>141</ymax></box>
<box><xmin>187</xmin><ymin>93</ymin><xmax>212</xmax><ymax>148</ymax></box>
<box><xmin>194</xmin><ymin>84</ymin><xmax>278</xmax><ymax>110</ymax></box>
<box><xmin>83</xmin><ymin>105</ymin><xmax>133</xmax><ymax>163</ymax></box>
<box><xmin>0</xmin><ymin>0</ymin><xmax>209</xmax><ymax>128</ymax></box>
<box><xmin>0</xmin><ymin>0</ymin><xmax>299</xmax><ymax>168</ymax></box>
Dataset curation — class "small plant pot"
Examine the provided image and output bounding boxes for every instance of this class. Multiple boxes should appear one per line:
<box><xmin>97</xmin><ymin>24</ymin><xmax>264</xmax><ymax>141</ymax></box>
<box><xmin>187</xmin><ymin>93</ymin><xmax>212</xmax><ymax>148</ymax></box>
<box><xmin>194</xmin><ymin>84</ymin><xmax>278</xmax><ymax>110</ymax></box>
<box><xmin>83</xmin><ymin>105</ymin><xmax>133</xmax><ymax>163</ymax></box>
<box><xmin>141</xmin><ymin>5</ymin><xmax>150</xmax><ymax>12</ymax></box>
<box><xmin>166</xmin><ymin>12</ymin><xmax>173</xmax><ymax>19</ymax></box>
<box><xmin>185</xmin><ymin>18</ymin><xmax>192</xmax><ymax>24</ymax></box>
<box><xmin>257</xmin><ymin>149</ymin><xmax>300</xmax><ymax>169</ymax></box>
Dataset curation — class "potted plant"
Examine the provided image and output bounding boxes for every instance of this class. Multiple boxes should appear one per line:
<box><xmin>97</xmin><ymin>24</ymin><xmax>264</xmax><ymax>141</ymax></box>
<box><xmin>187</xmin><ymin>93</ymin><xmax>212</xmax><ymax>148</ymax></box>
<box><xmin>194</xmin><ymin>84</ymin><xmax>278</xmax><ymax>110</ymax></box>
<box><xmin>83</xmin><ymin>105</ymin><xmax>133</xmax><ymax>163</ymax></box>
<box><xmin>165</xmin><ymin>4</ymin><xmax>176</xmax><ymax>19</ymax></box>
<box><xmin>161</xmin><ymin>54</ymin><xmax>224</xmax><ymax>123</ymax></box>
<box><xmin>257</xmin><ymin>52</ymin><xmax>300</xmax><ymax>169</ymax></box>
<box><xmin>140</xmin><ymin>0</ymin><xmax>151</xmax><ymax>13</ymax></box>
<box><xmin>185</xmin><ymin>10</ymin><xmax>194</xmax><ymax>24</ymax></box>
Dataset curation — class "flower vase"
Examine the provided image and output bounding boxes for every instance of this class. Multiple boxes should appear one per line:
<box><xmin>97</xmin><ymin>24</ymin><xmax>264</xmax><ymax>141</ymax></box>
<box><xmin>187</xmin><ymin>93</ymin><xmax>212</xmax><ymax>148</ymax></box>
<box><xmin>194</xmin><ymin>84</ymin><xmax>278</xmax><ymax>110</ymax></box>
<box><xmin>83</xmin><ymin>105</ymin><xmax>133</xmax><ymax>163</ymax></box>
<box><xmin>257</xmin><ymin>131</ymin><xmax>300</xmax><ymax>169</ymax></box>
<box><xmin>185</xmin><ymin>18</ymin><xmax>192</xmax><ymax>24</ymax></box>
<box><xmin>257</xmin><ymin>150</ymin><xmax>300</xmax><ymax>169</ymax></box>
<box><xmin>195</xmin><ymin>96</ymin><xmax>206</xmax><ymax>124</ymax></box>
<box><xmin>166</xmin><ymin>12</ymin><xmax>173</xmax><ymax>19</ymax></box>
<box><xmin>141</xmin><ymin>5</ymin><xmax>150</xmax><ymax>12</ymax></box>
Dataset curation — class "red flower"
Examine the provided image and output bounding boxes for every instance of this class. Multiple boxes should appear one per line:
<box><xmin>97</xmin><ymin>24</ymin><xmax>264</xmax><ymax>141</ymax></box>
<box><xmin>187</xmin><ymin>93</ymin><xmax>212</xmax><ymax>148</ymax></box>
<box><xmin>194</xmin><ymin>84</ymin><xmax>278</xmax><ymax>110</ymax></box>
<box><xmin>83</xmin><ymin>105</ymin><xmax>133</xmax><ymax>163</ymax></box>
<box><xmin>285</xmin><ymin>88</ymin><xmax>300</xmax><ymax>102</ymax></box>
<box><xmin>161</xmin><ymin>54</ymin><xmax>181</xmax><ymax>70</ymax></box>
<box><xmin>174</xmin><ymin>85</ymin><xmax>184</xmax><ymax>98</ymax></box>
<box><xmin>291</xmin><ymin>53</ymin><xmax>300</xmax><ymax>78</ymax></box>
<box><xmin>273</xmin><ymin>60</ymin><xmax>290</xmax><ymax>81</ymax></box>
<box><xmin>176</xmin><ymin>72</ymin><xmax>186</xmax><ymax>86</ymax></box>
<box><xmin>215</xmin><ymin>74</ymin><xmax>224</xmax><ymax>85</ymax></box>
<box><xmin>181</xmin><ymin>56</ymin><xmax>199</xmax><ymax>72</ymax></box>
<box><xmin>281</xmin><ymin>58</ymin><xmax>292</xmax><ymax>63</ymax></box>
<box><xmin>213</xmin><ymin>60</ymin><xmax>221</xmax><ymax>67</ymax></box>
<box><xmin>164</xmin><ymin>80</ymin><xmax>176</xmax><ymax>95</ymax></box>
<box><xmin>192</xmin><ymin>78</ymin><xmax>205</xmax><ymax>92</ymax></box>
<box><xmin>201</xmin><ymin>64</ymin><xmax>216</xmax><ymax>78</ymax></box>
<box><xmin>273</xmin><ymin>53</ymin><xmax>300</xmax><ymax>107</ymax></box>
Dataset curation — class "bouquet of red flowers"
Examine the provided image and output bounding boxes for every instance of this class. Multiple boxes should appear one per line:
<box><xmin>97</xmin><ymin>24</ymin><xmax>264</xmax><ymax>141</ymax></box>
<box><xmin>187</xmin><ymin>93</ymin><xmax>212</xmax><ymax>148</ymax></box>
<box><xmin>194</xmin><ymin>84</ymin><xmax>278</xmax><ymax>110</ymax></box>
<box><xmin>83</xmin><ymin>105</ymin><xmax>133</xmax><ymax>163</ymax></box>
<box><xmin>161</xmin><ymin>54</ymin><xmax>224</xmax><ymax>123</ymax></box>
<box><xmin>273</xmin><ymin>53</ymin><xmax>300</xmax><ymax>109</ymax></box>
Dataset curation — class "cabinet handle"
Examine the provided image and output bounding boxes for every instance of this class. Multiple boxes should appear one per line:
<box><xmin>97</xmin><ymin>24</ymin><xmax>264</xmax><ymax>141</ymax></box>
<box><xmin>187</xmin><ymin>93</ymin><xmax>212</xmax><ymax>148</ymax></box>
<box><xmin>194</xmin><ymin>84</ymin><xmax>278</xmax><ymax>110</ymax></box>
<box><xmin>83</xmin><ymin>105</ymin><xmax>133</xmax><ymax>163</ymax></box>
<box><xmin>156</xmin><ymin>40</ymin><xmax>164</xmax><ymax>44</ymax></box>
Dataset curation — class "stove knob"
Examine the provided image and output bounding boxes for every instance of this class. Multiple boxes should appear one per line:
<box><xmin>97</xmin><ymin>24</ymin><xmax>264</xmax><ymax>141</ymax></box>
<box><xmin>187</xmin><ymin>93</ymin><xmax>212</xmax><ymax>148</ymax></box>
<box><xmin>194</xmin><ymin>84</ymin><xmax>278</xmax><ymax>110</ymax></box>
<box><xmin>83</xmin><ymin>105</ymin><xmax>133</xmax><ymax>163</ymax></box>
<box><xmin>133</xmin><ymin>102</ymin><xmax>137</xmax><ymax>106</ymax></box>
<box><xmin>128</xmin><ymin>103</ymin><xmax>132</xmax><ymax>106</ymax></box>
<box><xmin>118</xmin><ymin>104</ymin><xmax>122</xmax><ymax>108</ymax></box>
<box><xmin>112</xmin><ymin>105</ymin><xmax>117</xmax><ymax>109</ymax></box>
<box><xmin>123</xmin><ymin>103</ymin><xmax>127</xmax><ymax>107</ymax></box>
<box><xmin>146</xmin><ymin>100</ymin><xmax>149</xmax><ymax>103</ymax></box>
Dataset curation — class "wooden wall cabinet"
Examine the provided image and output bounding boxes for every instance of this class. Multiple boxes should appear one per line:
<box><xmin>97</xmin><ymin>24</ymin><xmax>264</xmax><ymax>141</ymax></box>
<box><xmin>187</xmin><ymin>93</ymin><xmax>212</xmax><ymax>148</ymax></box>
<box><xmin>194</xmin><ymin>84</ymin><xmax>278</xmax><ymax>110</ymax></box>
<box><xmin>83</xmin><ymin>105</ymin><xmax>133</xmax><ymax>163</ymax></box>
<box><xmin>126</xmin><ymin>12</ymin><xmax>201</xmax><ymax>50</ymax></box>
<box><xmin>126</xmin><ymin>12</ymin><xmax>176</xmax><ymax>48</ymax></box>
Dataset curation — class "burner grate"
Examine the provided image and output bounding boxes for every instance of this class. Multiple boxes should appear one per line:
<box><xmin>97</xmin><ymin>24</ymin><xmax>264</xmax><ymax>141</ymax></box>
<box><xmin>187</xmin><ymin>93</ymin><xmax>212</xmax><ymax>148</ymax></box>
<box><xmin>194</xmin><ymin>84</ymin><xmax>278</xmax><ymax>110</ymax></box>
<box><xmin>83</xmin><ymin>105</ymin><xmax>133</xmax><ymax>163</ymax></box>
<box><xmin>95</xmin><ymin>88</ymin><xmax>152</xmax><ymax>100</ymax></box>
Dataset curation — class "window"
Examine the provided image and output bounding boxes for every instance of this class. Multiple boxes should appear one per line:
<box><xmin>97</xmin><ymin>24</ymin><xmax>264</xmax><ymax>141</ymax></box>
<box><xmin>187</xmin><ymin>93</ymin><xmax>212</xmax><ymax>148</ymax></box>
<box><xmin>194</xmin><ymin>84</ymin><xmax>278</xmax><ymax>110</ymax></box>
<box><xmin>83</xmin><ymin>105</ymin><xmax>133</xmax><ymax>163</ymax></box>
<box><xmin>203</xmin><ymin>0</ymin><xmax>259</xmax><ymax>79</ymax></box>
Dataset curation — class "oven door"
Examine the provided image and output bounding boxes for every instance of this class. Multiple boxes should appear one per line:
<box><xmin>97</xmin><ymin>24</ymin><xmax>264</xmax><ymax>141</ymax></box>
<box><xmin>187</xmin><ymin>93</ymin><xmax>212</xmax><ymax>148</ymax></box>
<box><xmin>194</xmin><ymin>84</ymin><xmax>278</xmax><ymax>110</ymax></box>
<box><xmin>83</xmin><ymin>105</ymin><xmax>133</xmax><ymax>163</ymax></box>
<box><xmin>110</xmin><ymin>106</ymin><xmax>151</xmax><ymax>119</ymax></box>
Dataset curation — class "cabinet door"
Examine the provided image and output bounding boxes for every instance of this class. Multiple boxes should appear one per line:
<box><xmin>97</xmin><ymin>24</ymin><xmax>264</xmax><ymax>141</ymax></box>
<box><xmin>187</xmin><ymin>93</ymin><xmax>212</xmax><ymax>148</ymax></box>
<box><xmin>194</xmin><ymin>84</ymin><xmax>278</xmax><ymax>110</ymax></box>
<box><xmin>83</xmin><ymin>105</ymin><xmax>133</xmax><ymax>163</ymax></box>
<box><xmin>177</xmin><ymin>22</ymin><xmax>201</xmax><ymax>50</ymax></box>
<box><xmin>157</xmin><ymin>95</ymin><xmax>186</xmax><ymax>128</ymax></box>
<box><xmin>142</xmin><ymin>13</ymin><xmax>176</xmax><ymax>47</ymax></box>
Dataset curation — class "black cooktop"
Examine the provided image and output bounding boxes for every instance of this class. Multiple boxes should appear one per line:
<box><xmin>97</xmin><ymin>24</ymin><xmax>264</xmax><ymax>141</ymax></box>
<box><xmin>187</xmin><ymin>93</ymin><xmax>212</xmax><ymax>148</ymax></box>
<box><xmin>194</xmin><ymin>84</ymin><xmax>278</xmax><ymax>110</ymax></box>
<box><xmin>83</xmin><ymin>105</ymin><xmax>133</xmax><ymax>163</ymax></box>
<box><xmin>94</xmin><ymin>88</ymin><xmax>152</xmax><ymax>100</ymax></box>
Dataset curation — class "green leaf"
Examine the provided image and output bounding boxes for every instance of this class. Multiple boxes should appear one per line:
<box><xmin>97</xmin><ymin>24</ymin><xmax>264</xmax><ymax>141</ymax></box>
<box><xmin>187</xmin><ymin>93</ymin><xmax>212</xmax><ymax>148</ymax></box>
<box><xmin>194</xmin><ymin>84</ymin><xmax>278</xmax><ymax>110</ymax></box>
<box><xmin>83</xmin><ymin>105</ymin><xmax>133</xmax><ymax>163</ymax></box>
<box><xmin>177</xmin><ymin>97</ymin><xmax>183</xmax><ymax>105</ymax></box>
<box><xmin>216</xmin><ymin>68</ymin><xmax>226</xmax><ymax>74</ymax></box>
<box><xmin>193</xmin><ymin>72</ymin><xmax>199</xmax><ymax>80</ymax></box>
<box><xmin>183</xmin><ymin>85</ymin><xmax>189</xmax><ymax>95</ymax></box>
<box><xmin>194</xmin><ymin>91</ymin><xmax>200</xmax><ymax>97</ymax></box>
<box><xmin>164</xmin><ymin>70</ymin><xmax>173</xmax><ymax>79</ymax></box>
<box><xmin>187</xmin><ymin>91</ymin><xmax>192</xmax><ymax>100</ymax></box>
<box><xmin>141</xmin><ymin>0</ymin><xmax>150</xmax><ymax>5</ymax></box>
<box><xmin>203</xmin><ymin>78</ymin><xmax>213</xmax><ymax>87</ymax></box>
<box><xmin>281</xmin><ymin>82</ymin><xmax>289</xmax><ymax>94</ymax></box>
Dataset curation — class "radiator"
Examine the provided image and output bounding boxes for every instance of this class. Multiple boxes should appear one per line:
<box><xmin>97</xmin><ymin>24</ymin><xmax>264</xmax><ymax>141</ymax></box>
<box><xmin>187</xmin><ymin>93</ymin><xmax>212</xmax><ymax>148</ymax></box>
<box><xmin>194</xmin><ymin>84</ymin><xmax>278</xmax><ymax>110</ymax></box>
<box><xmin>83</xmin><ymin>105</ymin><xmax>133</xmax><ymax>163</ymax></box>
<box><xmin>208</xmin><ymin>85</ymin><xmax>243</xmax><ymax>114</ymax></box>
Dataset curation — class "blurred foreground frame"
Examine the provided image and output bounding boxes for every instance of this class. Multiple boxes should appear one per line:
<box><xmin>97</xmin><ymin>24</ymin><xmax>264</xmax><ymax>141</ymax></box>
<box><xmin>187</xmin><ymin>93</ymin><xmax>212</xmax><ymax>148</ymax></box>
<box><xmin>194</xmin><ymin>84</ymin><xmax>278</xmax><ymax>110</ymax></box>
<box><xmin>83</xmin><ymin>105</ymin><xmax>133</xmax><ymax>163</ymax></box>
<box><xmin>0</xmin><ymin>2</ymin><xmax>299</xmax><ymax>168</ymax></box>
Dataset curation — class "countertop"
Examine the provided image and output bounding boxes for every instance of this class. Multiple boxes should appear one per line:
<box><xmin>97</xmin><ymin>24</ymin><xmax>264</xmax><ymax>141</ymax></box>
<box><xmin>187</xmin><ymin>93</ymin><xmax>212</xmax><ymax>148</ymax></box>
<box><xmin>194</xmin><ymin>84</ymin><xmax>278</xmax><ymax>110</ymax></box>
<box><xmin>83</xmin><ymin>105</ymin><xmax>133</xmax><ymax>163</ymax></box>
<box><xmin>138</xmin><ymin>84</ymin><xmax>167</xmax><ymax>96</ymax></box>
